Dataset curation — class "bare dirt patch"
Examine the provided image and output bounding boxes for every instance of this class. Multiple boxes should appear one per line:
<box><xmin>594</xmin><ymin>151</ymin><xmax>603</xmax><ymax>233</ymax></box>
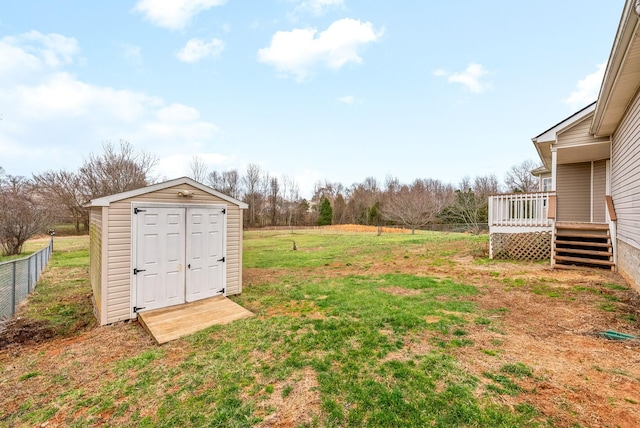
<box><xmin>0</xmin><ymin>317</ymin><xmax>56</xmax><ymax>350</ymax></box>
<box><xmin>444</xmin><ymin>263</ymin><xmax>640</xmax><ymax>428</ymax></box>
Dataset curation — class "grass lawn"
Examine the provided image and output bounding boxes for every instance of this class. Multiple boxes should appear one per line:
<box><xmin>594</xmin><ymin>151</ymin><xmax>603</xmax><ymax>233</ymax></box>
<box><xmin>0</xmin><ymin>237</ymin><xmax>54</xmax><ymax>263</ymax></box>
<box><xmin>1</xmin><ymin>228</ymin><xmax>639</xmax><ymax>427</ymax></box>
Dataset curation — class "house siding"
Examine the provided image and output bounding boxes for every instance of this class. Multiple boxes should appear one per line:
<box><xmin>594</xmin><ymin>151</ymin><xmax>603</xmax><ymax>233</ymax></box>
<box><xmin>612</xmin><ymin>88</ymin><xmax>640</xmax><ymax>290</ymax></box>
<box><xmin>612</xmin><ymin>89</ymin><xmax>640</xmax><ymax>248</ymax></box>
<box><xmin>101</xmin><ymin>183</ymin><xmax>244</xmax><ymax>325</ymax></box>
<box><xmin>556</xmin><ymin>116</ymin><xmax>609</xmax><ymax>147</ymax></box>
<box><xmin>593</xmin><ymin>160</ymin><xmax>607</xmax><ymax>223</ymax></box>
<box><xmin>556</xmin><ymin>162</ymin><xmax>591</xmax><ymax>222</ymax></box>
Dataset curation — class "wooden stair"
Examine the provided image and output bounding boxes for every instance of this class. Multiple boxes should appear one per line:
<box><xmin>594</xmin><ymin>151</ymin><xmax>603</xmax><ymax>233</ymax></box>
<box><xmin>553</xmin><ymin>223</ymin><xmax>614</xmax><ymax>270</ymax></box>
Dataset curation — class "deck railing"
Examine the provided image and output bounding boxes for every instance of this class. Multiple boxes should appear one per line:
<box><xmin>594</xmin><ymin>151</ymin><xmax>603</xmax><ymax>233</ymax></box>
<box><xmin>488</xmin><ymin>192</ymin><xmax>555</xmax><ymax>228</ymax></box>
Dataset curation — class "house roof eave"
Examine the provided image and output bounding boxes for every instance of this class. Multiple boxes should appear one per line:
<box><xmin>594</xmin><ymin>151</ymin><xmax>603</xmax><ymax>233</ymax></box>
<box><xmin>591</xmin><ymin>0</ymin><xmax>640</xmax><ymax>136</ymax></box>
<box><xmin>532</xmin><ymin>102</ymin><xmax>596</xmax><ymax>143</ymax></box>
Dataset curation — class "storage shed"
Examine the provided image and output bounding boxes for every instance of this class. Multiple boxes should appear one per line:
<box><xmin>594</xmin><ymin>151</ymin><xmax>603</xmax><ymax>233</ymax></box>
<box><xmin>85</xmin><ymin>177</ymin><xmax>248</xmax><ymax>326</ymax></box>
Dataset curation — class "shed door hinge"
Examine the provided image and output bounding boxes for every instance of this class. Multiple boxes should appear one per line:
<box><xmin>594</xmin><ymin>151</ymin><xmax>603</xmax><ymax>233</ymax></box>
<box><xmin>217</xmin><ymin>257</ymin><xmax>225</xmax><ymax>263</ymax></box>
<box><xmin>133</xmin><ymin>306</ymin><xmax>146</xmax><ymax>313</ymax></box>
<box><xmin>134</xmin><ymin>208</ymin><xmax>147</xmax><ymax>214</ymax></box>
<box><xmin>133</xmin><ymin>268</ymin><xmax>146</xmax><ymax>275</ymax></box>
<box><xmin>222</xmin><ymin>208</ymin><xmax>226</xmax><ymax>214</ymax></box>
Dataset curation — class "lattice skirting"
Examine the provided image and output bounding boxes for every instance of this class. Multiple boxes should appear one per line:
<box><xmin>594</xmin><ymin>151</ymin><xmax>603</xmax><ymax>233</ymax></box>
<box><xmin>490</xmin><ymin>232</ymin><xmax>551</xmax><ymax>261</ymax></box>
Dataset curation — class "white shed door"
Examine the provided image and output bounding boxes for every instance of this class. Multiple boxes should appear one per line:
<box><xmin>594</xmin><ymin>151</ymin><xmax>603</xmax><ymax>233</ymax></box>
<box><xmin>185</xmin><ymin>207</ymin><xmax>225</xmax><ymax>302</ymax></box>
<box><xmin>135</xmin><ymin>207</ymin><xmax>186</xmax><ymax>312</ymax></box>
<box><xmin>135</xmin><ymin>206</ymin><xmax>225</xmax><ymax>313</ymax></box>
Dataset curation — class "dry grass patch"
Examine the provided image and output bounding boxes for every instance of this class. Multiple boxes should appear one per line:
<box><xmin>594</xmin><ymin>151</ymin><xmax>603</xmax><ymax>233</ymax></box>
<box><xmin>379</xmin><ymin>286</ymin><xmax>422</xmax><ymax>296</ymax></box>
<box><xmin>256</xmin><ymin>367</ymin><xmax>321</xmax><ymax>427</ymax></box>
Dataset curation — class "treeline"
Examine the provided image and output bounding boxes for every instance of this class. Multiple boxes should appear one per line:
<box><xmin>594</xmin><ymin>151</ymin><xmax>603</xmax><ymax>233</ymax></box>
<box><xmin>186</xmin><ymin>156</ymin><xmax>540</xmax><ymax>232</ymax></box>
<box><xmin>0</xmin><ymin>141</ymin><xmax>538</xmax><ymax>255</ymax></box>
<box><xmin>0</xmin><ymin>141</ymin><xmax>155</xmax><ymax>255</ymax></box>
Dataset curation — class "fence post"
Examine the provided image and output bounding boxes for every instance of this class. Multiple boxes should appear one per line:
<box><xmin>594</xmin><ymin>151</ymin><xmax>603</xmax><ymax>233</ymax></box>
<box><xmin>11</xmin><ymin>261</ymin><xmax>16</xmax><ymax>317</ymax></box>
<box><xmin>28</xmin><ymin>257</ymin><xmax>32</xmax><ymax>293</ymax></box>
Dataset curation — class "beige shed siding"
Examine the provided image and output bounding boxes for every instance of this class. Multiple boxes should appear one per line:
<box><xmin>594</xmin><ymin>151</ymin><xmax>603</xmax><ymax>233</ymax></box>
<box><xmin>592</xmin><ymin>160</ymin><xmax>607</xmax><ymax>223</ymax></box>
<box><xmin>89</xmin><ymin>207</ymin><xmax>103</xmax><ymax>322</ymax></box>
<box><xmin>226</xmin><ymin>207</ymin><xmax>242</xmax><ymax>295</ymax></box>
<box><xmin>104</xmin><ymin>205</ymin><xmax>132</xmax><ymax>323</ymax></box>
<box><xmin>556</xmin><ymin>162</ymin><xmax>591</xmax><ymax>222</ymax></box>
<box><xmin>557</xmin><ymin>116</ymin><xmax>609</xmax><ymax>147</ymax></box>
<box><xmin>612</xmin><ymin>88</ymin><xmax>640</xmax><ymax>249</ymax></box>
<box><xmin>103</xmin><ymin>183</ymin><xmax>243</xmax><ymax>324</ymax></box>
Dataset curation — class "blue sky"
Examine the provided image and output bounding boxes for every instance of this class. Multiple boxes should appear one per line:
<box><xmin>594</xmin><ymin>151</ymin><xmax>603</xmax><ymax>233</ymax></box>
<box><xmin>0</xmin><ymin>0</ymin><xmax>625</xmax><ymax>197</ymax></box>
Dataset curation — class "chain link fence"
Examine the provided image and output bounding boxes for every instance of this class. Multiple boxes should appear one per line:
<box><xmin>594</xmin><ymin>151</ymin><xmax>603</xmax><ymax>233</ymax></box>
<box><xmin>0</xmin><ymin>238</ymin><xmax>54</xmax><ymax>322</ymax></box>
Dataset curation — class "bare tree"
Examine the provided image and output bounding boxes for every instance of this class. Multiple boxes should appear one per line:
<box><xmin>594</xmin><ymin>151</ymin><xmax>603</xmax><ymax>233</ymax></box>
<box><xmin>32</xmin><ymin>170</ymin><xmax>87</xmax><ymax>233</ymax></box>
<box><xmin>188</xmin><ymin>155</ymin><xmax>209</xmax><ymax>183</ymax></box>
<box><xmin>312</xmin><ymin>180</ymin><xmax>345</xmax><ymax>204</ymax></box>
<box><xmin>380</xmin><ymin>178</ymin><xmax>453</xmax><ymax>234</ymax></box>
<box><xmin>384</xmin><ymin>175</ymin><xmax>400</xmax><ymax>194</ymax></box>
<box><xmin>208</xmin><ymin>169</ymin><xmax>241</xmax><ymax>199</ymax></box>
<box><xmin>439</xmin><ymin>174</ymin><xmax>499</xmax><ymax>233</ymax></box>
<box><xmin>345</xmin><ymin>178</ymin><xmax>380</xmax><ymax>225</ymax></box>
<box><xmin>504</xmin><ymin>160</ymin><xmax>540</xmax><ymax>193</ymax></box>
<box><xmin>0</xmin><ymin>175</ymin><xmax>57</xmax><ymax>256</ymax></box>
<box><xmin>78</xmin><ymin>140</ymin><xmax>157</xmax><ymax>200</ymax></box>
<box><xmin>332</xmin><ymin>193</ymin><xmax>347</xmax><ymax>225</ymax></box>
<box><xmin>268</xmin><ymin>176</ymin><xmax>279</xmax><ymax>226</ymax></box>
<box><xmin>473</xmin><ymin>174</ymin><xmax>501</xmax><ymax>197</ymax></box>
<box><xmin>223</xmin><ymin>170</ymin><xmax>241</xmax><ymax>199</ymax></box>
<box><xmin>281</xmin><ymin>175</ymin><xmax>300</xmax><ymax>227</ymax></box>
<box><xmin>242</xmin><ymin>163</ymin><xmax>262</xmax><ymax>226</ymax></box>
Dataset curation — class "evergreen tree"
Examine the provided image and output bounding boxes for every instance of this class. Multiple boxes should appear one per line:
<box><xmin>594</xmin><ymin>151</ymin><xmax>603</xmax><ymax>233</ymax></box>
<box><xmin>317</xmin><ymin>196</ymin><xmax>333</xmax><ymax>226</ymax></box>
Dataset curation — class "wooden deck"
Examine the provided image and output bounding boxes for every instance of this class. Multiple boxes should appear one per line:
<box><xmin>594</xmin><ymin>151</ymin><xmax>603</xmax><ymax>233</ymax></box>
<box><xmin>137</xmin><ymin>295</ymin><xmax>254</xmax><ymax>344</ymax></box>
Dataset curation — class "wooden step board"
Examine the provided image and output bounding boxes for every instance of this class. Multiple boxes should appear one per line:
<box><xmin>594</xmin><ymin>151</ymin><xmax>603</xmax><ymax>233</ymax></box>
<box><xmin>555</xmin><ymin>247</ymin><xmax>612</xmax><ymax>257</ymax></box>
<box><xmin>554</xmin><ymin>255</ymin><xmax>615</xmax><ymax>267</ymax></box>
<box><xmin>555</xmin><ymin>239</ymin><xmax>612</xmax><ymax>248</ymax></box>
<box><xmin>138</xmin><ymin>295</ymin><xmax>254</xmax><ymax>344</ymax></box>
<box><xmin>555</xmin><ymin>232</ymin><xmax>610</xmax><ymax>240</ymax></box>
<box><xmin>556</xmin><ymin>222</ymin><xmax>610</xmax><ymax>231</ymax></box>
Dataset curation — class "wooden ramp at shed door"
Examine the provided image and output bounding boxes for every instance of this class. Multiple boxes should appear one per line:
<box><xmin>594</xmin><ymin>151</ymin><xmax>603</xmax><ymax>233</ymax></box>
<box><xmin>137</xmin><ymin>295</ymin><xmax>254</xmax><ymax>344</ymax></box>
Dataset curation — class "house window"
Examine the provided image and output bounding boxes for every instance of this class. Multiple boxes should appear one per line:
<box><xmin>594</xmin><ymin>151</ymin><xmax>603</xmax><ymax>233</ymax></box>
<box><xmin>542</xmin><ymin>177</ymin><xmax>552</xmax><ymax>192</ymax></box>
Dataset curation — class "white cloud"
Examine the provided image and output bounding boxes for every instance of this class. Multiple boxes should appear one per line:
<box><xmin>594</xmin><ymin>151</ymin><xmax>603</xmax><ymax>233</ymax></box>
<box><xmin>177</xmin><ymin>38</ymin><xmax>224</xmax><ymax>63</ymax></box>
<box><xmin>132</xmin><ymin>0</ymin><xmax>227</xmax><ymax>30</ymax></box>
<box><xmin>565</xmin><ymin>63</ymin><xmax>605</xmax><ymax>109</ymax></box>
<box><xmin>0</xmin><ymin>31</ymin><xmax>221</xmax><ymax>179</ymax></box>
<box><xmin>0</xmin><ymin>31</ymin><xmax>79</xmax><ymax>78</ymax></box>
<box><xmin>435</xmin><ymin>63</ymin><xmax>491</xmax><ymax>93</ymax></box>
<box><xmin>338</xmin><ymin>95</ymin><xmax>355</xmax><ymax>104</ymax></box>
<box><xmin>258</xmin><ymin>18</ymin><xmax>383</xmax><ymax>82</ymax></box>
<box><xmin>294</xmin><ymin>0</ymin><xmax>345</xmax><ymax>16</ymax></box>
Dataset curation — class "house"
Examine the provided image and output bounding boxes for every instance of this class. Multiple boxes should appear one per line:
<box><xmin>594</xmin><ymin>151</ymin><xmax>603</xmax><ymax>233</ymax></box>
<box><xmin>85</xmin><ymin>177</ymin><xmax>248</xmax><ymax>326</ymax></box>
<box><xmin>490</xmin><ymin>0</ymin><xmax>640</xmax><ymax>291</ymax></box>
